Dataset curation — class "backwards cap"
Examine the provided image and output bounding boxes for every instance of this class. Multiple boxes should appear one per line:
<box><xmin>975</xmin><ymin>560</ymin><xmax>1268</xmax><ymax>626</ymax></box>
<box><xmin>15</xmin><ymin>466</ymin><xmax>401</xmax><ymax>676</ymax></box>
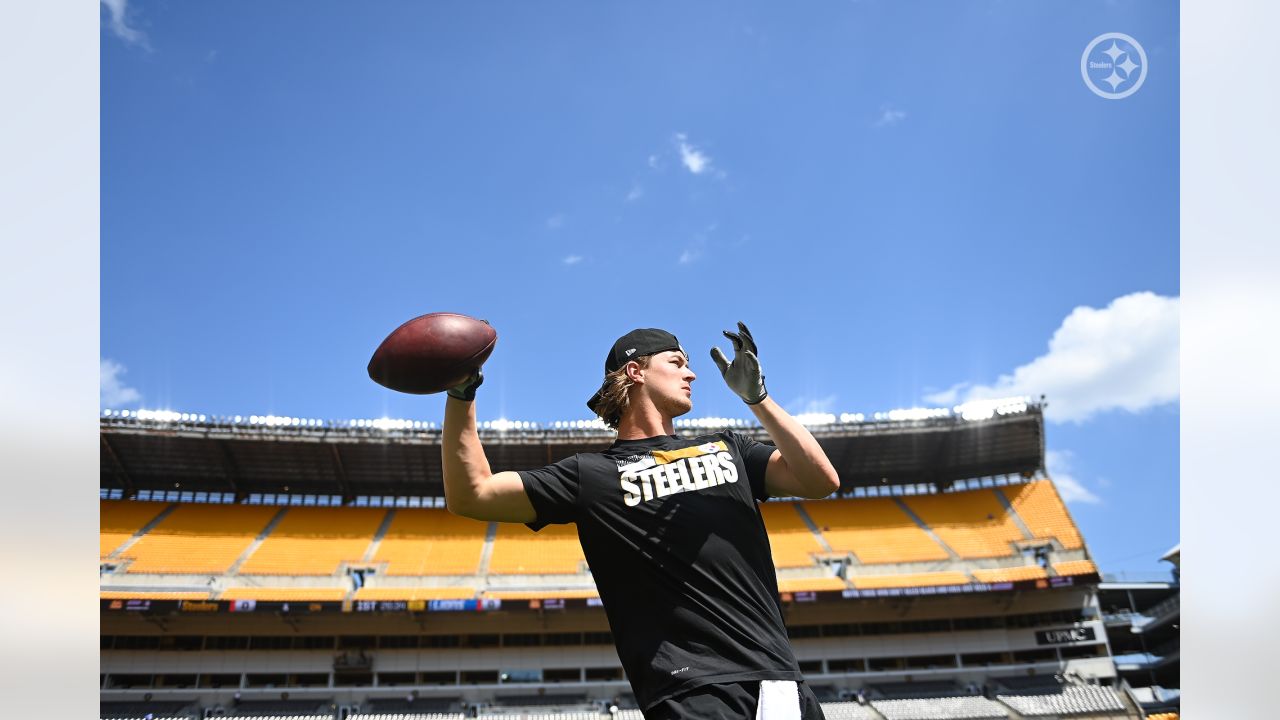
<box><xmin>586</xmin><ymin>328</ymin><xmax>683</xmax><ymax>414</ymax></box>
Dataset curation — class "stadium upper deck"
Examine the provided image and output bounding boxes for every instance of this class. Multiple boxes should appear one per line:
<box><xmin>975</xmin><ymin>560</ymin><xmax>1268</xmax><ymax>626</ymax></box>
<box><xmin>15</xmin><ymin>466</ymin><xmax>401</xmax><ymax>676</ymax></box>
<box><xmin>100</xmin><ymin>397</ymin><xmax>1086</xmax><ymax>603</ymax></box>
<box><xmin>101</xmin><ymin>477</ymin><xmax>1095</xmax><ymax>605</ymax></box>
<box><xmin>100</xmin><ymin>398</ymin><xmax>1043</xmax><ymax>499</ymax></box>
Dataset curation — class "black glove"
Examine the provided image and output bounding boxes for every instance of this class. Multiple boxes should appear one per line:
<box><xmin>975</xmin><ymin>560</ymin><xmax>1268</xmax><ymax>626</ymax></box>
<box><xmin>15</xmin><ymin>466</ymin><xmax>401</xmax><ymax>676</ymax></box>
<box><xmin>710</xmin><ymin>321</ymin><xmax>768</xmax><ymax>405</ymax></box>
<box><xmin>447</xmin><ymin>369</ymin><xmax>484</xmax><ymax>402</ymax></box>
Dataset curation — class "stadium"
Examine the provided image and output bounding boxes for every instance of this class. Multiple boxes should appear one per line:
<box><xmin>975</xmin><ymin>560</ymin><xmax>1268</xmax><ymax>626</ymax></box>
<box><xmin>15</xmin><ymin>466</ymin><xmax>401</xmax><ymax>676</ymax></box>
<box><xmin>99</xmin><ymin>397</ymin><xmax>1179</xmax><ymax>720</ymax></box>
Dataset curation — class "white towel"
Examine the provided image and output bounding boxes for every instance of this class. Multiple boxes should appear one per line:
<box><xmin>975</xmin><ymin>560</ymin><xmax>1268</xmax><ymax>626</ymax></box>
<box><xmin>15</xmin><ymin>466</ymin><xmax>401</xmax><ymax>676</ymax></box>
<box><xmin>755</xmin><ymin>680</ymin><xmax>801</xmax><ymax>720</ymax></box>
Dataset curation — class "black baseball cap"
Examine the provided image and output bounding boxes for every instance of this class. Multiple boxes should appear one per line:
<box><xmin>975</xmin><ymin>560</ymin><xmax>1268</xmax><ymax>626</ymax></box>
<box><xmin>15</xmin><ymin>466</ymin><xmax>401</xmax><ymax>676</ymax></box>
<box><xmin>586</xmin><ymin>328</ymin><xmax>684</xmax><ymax>414</ymax></box>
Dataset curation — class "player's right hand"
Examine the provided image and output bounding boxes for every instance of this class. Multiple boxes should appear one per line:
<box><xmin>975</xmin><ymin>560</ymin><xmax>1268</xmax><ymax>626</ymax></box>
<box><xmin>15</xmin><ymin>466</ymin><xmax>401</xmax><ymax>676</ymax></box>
<box><xmin>710</xmin><ymin>321</ymin><xmax>768</xmax><ymax>405</ymax></box>
<box><xmin>447</xmin><ymin>370</ymin><xmax>484</xmax><ymax>402</ymax></box>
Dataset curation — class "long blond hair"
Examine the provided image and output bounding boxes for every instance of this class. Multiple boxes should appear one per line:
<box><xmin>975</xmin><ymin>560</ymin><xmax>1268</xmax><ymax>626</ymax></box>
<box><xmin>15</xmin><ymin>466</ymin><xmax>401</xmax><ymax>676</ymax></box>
<box><xmin>593</xmin><ymin>355</ymin><xmax>652</xmax><ymax>430</ymax></box>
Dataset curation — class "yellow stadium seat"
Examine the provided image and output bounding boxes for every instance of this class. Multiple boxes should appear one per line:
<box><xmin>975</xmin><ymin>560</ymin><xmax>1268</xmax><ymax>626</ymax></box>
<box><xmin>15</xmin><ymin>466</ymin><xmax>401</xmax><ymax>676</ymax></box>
<box><xmin>99</xmin><ymin>591</ymin><xmax>212</xmax><ymax>600</ymax></box>
<box><xmin>759</xmin><ymin>502</ymin><xmax>823</xmax><ymax>568</ymax></box>
<box><xmin>1004</xmin><ymin>480</ymin><xmax>1084</xmax><ymax>549</ymax></box>
<box><xmin>778</xmin><ymin>577</ymin><xmax>847</xmax><ymax>592</ymax></box>
<box><xmin>352</xmin><ymin>586</ymin><xmax>476</xmax><ymax>601</ymax></box>
<box><xmin>221</xmin><ymin>586</ymin><xmax>347</xmax><ymax>601</ymax></box>
<box><xmin>1052</xmin><ymin>559</ymin><xmax>1099</xmax><ymax>577</ymax></box>
<box><xmin>488</xmin><ymin>523</ymin><xmax>585</xmax><ymax>575</ymax></box>
<box><xmin>849</xmin><ymin>571</ymin><xmax>970</xmax><ymax>590</ymax></box>
<box><xmin>972</xmin><ymin>566</ymin><xmax>1049</xmax><ymax>583</ymax></box>
<box><xmin>100</xmin><ymin>500</ymin><xmax>168</xmax><ymax>559</ymax></box>
<box><xmin>124</xmin><ymin>504</ymin><xmax>280</xmax><ymax>574</ymax></box>
<box><xmin>372</xmin><ymin>508</ymin><xmax>488</xmax><ymax>575</ymax></box>
<box><xmin>482</xmin><ymin>588</ymin><xmax>600</xmax><ymax>600</ymax></box>
<box><xmin>238</xmin><ymin>507</ymin><xmax>387</xmax><ymax>575</ymax></box>
<box><xmin>902</xmin><ymin>491</ymin><xmax>1025</xmax><ymax>559</ymax></box>
<box><xmin>802</xmin><ymin>498</ymin><xmax>950</xmax><ymax>564</ymax></box>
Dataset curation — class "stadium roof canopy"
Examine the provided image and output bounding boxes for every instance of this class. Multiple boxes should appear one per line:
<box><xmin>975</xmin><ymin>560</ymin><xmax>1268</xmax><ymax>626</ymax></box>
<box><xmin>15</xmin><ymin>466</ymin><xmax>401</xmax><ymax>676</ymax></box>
<box><xmin>100</xmin><ymin>399</ymin><xmax>1044</xmax><ymax>499</ymax></box>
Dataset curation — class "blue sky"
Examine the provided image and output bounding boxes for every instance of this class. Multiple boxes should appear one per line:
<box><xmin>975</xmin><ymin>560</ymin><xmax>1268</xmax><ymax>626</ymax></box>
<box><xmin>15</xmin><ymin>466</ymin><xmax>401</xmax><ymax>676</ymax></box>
<box><xmin>101</xmin><ymin>1</ymin><xmax>1178</xmax><ymax>575</ymax></box>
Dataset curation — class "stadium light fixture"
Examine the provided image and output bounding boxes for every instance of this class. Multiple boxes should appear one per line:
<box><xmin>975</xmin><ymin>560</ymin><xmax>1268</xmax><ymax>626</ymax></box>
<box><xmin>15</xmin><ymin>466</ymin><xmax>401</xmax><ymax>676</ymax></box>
<box><xmin>886</xmin><ymin>407</ymin><xmax>950</xmax><ymax>421</ymax></box>
<box><xmin>372</xmin><ymin>417</ymin><xmax>415</xmax><ymax>431</ymax></box>
<box><xmin>953</xmin><ymin>396</ymin><xmax>1029</xmax><ymax>421</ymax></box>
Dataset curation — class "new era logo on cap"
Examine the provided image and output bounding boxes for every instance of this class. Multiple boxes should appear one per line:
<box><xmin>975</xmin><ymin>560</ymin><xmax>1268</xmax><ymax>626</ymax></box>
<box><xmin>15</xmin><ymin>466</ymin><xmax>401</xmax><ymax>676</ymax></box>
<box><xmin>625</xmin><ymin>348</ymin><xmax>636</xmax><ymax>357</ymax></box>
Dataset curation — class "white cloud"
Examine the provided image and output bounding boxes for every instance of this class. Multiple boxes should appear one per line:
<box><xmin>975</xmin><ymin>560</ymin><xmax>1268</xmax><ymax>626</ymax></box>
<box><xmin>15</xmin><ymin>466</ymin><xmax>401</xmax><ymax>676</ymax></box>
<box><xmin>1045</xmin><ymin>449</ymin><xmax>1100</xmax><ymax>504</ymax></box>
<box><xmin>924</xmin><ymin>292</ymin><xmax>1179</xmax><ymax>423</ymax></box>
<box><xmin>562</xmin><ymin>254</ymin><xmax>583</xmax><ymax>266</ymax></box>
<box><xmin>101</xmin><ymin>0</ymin><xmax>150</xmax><ymax>49</ymax></box>
<box><xmin>545</xmin><ymin>213</ymin><xmax>565</xmax><ymax>230</ymax></box>
<box><xmin>101</xmin><ymin>358</ymin><xmax>142</xmax><ymax>407</ymax></box>
<box><xmin>874</xmin><ymin>103</ymin><xmax>907</xmax><ymax>127</ymax></box>
<box><xmin>626</xmin><ymin>184</ymin><xmax>644</xmax><ymax>202</ymax></box>
<box><xmin>921</xmin><ymin>383</ymin><xmax>968</xmax><ymax>405</ymax></box>
<box><xmin>678</xmin><ymin>225</ymin><xmax>716</xmax><ymax>265</ymax></box>
<box><xmin>675</xmin><ymin>133</ymin><xmax>712</xmax><ymax>175</ymax></box>
<box><xmin>785</xmin><ymin>394</ymin><xmax>839</xmax><ymax>415</ymax></box>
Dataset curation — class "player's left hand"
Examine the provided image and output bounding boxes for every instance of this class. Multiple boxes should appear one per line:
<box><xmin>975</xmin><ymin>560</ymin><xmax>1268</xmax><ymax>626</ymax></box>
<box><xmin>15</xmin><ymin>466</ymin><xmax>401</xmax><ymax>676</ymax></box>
<box><xmin>710</xmin><ymin>321</ymin><xmax>768</xmax><ymax>405</ymax></box>
<box><xmin>447</xmin><ymin>369</ymin><xmax>484</xmax><ymax>402</ymax></box>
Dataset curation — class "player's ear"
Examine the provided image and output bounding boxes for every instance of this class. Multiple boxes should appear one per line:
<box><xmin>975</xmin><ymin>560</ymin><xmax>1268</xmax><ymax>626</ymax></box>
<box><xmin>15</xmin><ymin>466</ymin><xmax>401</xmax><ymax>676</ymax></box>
<box><xmin>624</xmin><ymin>360</ymin><xmax>645</xmax><ymax>384</ymax></box>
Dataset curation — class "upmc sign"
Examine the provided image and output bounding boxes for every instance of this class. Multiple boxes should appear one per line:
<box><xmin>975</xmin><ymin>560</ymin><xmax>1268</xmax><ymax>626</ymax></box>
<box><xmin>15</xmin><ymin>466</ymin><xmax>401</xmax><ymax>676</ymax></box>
<box><xmin>1035</xmin><ymin>626</ymin><xmax>1096</xmax><ymax>645</ymax></box>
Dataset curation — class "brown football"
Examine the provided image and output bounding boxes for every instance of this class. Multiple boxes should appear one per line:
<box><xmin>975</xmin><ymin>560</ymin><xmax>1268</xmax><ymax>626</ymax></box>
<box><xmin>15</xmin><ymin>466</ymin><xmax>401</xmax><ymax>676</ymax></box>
<box><xmin>367</xmin><ymin>312</ymin><xmax>497</xmax><ymax>394</ymax></box>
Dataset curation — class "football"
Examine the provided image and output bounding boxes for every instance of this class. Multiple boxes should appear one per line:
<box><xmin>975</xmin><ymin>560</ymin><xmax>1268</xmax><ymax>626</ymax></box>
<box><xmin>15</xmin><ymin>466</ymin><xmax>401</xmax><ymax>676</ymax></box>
<box><xmin>367</xmin><ymin>312</ymin><xmax>497</xmax><ymax>394</ymax></box>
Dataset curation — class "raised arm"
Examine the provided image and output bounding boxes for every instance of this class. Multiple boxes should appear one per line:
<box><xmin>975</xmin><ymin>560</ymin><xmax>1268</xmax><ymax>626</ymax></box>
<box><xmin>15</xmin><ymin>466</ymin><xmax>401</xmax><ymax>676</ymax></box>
<box><xmin>711</xmin><ymin>322</ymin><xmax>841</xmax><ymax>500</ymax></box>
<box><xmin>441</xmin><ymin>372</ymin><xmax>537</xmax><ymax>523</ymax></box>
<box><xmin>746</xmin><ymin>396</ymin><xmax>840</xmax><ymax>499</ymax></box>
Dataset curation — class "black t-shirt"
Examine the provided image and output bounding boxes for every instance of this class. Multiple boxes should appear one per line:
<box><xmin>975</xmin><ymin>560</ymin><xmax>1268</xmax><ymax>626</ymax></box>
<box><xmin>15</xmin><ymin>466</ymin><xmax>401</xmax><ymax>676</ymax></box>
<box><xmin>518</xmin><ymin>430</ymin><xmax>803</xmax><ymax>710</ymax></box>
